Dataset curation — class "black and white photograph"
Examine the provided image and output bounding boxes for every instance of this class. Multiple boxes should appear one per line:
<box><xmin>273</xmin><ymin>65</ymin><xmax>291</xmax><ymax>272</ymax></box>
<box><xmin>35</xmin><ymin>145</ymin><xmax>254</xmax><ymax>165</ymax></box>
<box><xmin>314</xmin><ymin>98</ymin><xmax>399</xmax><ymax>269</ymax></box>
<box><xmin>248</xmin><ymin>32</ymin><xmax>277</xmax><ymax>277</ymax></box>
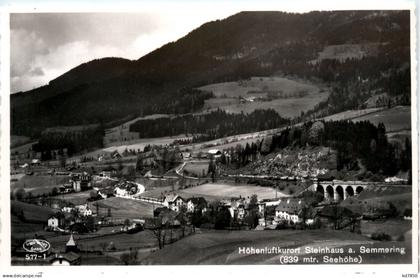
<box><xmin>1</xmin><ymin>0</ymin><xmax>418</xmax><ymax>274</ymax></box>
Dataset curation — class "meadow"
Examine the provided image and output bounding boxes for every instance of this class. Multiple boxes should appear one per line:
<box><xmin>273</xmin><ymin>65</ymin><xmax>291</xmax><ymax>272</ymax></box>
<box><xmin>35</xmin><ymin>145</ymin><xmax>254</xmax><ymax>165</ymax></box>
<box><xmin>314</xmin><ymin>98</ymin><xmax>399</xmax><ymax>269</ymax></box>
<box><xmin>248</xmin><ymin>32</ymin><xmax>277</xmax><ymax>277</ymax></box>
<box><xmin>320</xmin><ymin>108</ymin><xmax>383</xmax><ymax>122</ymax></box>
<box><xmin>179</xmin><ymin>182</ymin><xmax>287</xmax><ymax>201</ymax></box>
<box><xmin>182</xmin><ymin>161</ymin><xmax>210</xmax><ymax>177</ymax></box>
<box><xmin>91</xmin><ymin>197</ymin><xmax>157</xmax><ymax>219</ymax></box>
<box><xmin>141</xmin><ymin>228</ymin><xmax>410</xmax><ymax>264</ymax></box>
<box><xmin>351</xmin><ymin>106</ymin><xmax>411</xmax><ymax>133</ymax></box>
<box><xmin>11</xmin><ymin>175</ymin><xmax>70</xmax><ymax>196</ymax></box>
<box><xmin>199</xmin><ymin>76</ymin><xmax>329</xmax><ymax>118</ymax></box>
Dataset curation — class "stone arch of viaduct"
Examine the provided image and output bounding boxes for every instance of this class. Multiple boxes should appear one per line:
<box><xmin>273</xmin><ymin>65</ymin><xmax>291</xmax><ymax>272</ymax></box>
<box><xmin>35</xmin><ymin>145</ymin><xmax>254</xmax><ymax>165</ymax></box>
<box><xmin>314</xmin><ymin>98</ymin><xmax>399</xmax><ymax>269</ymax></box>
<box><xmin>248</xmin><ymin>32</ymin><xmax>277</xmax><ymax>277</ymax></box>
<box><xmin>312</xmin><ymin>181</ymin><xmax>368</xmax><ymax>202</ymax></box>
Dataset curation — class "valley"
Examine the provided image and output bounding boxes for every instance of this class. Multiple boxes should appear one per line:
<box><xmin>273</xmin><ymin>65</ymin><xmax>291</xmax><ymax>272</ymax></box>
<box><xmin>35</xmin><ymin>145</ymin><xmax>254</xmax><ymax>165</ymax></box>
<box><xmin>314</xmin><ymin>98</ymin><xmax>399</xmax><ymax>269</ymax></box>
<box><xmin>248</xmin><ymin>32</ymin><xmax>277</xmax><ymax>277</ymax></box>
<box><xmin>9</xmin><ymin>10</ymin><xmax>413</xmax><ymax>266</ymax></box>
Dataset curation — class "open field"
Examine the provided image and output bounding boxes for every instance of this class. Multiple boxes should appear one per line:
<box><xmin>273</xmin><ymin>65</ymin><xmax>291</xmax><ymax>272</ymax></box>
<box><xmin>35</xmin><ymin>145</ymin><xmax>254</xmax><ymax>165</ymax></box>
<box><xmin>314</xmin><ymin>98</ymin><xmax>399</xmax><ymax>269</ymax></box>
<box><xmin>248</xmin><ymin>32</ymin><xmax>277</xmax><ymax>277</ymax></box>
<box><xmin>199</xmin><ymin>76</ymin><xmax>329</xmax><ymax>118</ymax></box>
<box><xmin>179</xmin><ymin>182</ymin><xmax>287</xmax><ymax>200</ymax></box>
<box><xmin>363</xmin><ymin>192</ymin><xmax>412</xmax><ymax>215</ymax></box>
<box><xmin>102</xmin><ymin>134</ymin><xmax>192</xmax><ymax>153</ymax></box>
<box><xmin>51</xmin><ymin>190</ymin><xmax>92</xmax><ymax>205</ymax></box>
<box><xmin>11</xmin><ymin>215</ymin><xmax>45</xmax><ymax>234</ymax></box>
<box><xmin>360</xmin><ymin>219</ymin><xmax>412</xmax><ymax>240</ymax></box>
<box><xmin>207</xmin><ymin>94</ymin><xmax>329</xmax><ymax>117</ymax></box>
<box><xmin>11</xmin><ymin>175</ymin><xmax>70</xmax><ymax>196</ymax></box>
<box><xmin>199</xmin><ymin>76</ymin><xmax>324</xmax><ymax>98</ymax></box>
<box><xmin>352</xmin><ymin>106</ymin><xmax>411</xmax><ymax>133</ymax></box>
<box><xmin>91</xmin><ymin>197</ymin><xmax>157</xmax><ymax>219</ymax></box>
<box><xmin>104</xmin><ymin>114</ymin><xmax>170</xmax><ymax>146</ymax></box>
<box><xmin>320</xmin><ymin>108</ymin><xmax>384</xmax><ymax>122</ymax></box>
<box><xmin>310</xmin><ymin>43</ymin><xmax>380</xmax><ymax>64</ymax></box>
<box><xmin>11</xmin><ymin>201</ymin><xmax>58</xmax><ymax>222</ymax></box>
<box><xmin>183</xmin><ymin>161</ymin><xmax>209</xmax><ymax>177</ymax></box>
<box><xmin>142</xmin><ymin>228</ymin><xmax>410</xmax><ymax>264</ymax></box>
<box><xmin>45</xmin><ymin>230</ymin><xmax>157</xmax><ymax>253</ymax></box>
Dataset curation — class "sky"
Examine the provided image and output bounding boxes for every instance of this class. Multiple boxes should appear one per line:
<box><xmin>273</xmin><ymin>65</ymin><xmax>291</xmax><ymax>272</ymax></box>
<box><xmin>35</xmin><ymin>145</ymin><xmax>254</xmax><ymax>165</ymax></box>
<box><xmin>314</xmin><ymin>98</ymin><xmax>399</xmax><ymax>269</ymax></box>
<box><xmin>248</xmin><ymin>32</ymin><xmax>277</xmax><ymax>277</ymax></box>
<box><xmin>10</xmin><ymin>11</ymin><xmax>236</xmax><ymax>93</ymax></box>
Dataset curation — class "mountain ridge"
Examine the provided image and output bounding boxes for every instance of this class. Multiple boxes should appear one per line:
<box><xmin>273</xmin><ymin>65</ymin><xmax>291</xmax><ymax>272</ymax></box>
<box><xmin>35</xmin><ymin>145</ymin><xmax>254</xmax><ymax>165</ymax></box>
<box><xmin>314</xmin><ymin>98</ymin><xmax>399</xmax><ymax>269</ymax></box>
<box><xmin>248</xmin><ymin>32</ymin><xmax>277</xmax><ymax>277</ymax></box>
<box><xmin>11</xmin><ymin>10</ymin><xmax>410</xmax><ymax>138</ymax></box>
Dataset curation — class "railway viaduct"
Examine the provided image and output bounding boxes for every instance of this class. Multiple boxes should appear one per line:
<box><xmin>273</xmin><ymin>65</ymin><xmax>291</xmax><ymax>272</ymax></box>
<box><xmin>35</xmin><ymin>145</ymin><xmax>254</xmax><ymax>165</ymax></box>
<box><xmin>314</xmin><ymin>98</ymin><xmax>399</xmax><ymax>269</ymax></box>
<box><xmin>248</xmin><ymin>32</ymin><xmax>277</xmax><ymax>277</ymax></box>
<box><xmin>311</xmin><ymin>180</ymin><xmax>376</xmax><ymax>202</ymax></box>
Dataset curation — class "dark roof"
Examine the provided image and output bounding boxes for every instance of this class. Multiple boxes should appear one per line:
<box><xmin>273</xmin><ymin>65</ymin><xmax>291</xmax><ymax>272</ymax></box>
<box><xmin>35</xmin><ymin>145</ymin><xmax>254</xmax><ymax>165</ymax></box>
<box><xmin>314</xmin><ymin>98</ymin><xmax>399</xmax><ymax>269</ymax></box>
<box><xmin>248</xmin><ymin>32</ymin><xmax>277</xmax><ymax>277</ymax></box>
<box><xmin>275</xmin><ymin>199</ymin><xmax>305</xmax><ymax>214</ymax></box>
<box><xmin>154</xmin><ymin>207</ymin><xmax>171</xmax><ymax>214</ymax></box>
<box><xmin>187</xmin><ymin>197</ymin><xmax>207</xmax><ymax>205</ymax></box>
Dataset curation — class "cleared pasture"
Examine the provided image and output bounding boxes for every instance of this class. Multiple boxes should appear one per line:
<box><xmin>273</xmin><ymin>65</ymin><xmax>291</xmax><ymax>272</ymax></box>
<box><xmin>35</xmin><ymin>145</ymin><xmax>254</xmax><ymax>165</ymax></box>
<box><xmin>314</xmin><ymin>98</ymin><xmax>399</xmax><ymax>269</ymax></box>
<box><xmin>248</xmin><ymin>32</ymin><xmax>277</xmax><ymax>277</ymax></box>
<box><xmin>321</xmin><ymin>108</ymin><xmax>383</xmax><ymax>122</ymax></box>
<box><xmin>352</xmin><ymin>106</ymin><xmax>411</xmax><ymax>133</ymax></box>
<box><xmin>102</xmin><ymin>134</ymin><xmax>192</xmax><ymax>154</ymax></box>
<box><xmin>11</xmin><ymin>201</ymin><xmax>58</xmax><ymax>222</ymax></box>
<box><xmin>51</xmin><ymin>190</ymin><xmax>92</xmax><ymax>205</ymax></box>
<box><xmin>206</xmin><ymin>93</ymin><xmax>329</xmax><ymax>118</ymax></box>
<box><xmin>310</xmin><ymin>43</ymin><xmax>380</xmax><ymax>64</ymax></box>
<box><xmin>91</xmin><ymin>197</ymin><xmax>157</xmax><ymax>219</ymax></box>
<box><xmin>199</xmin><ymin>76</ymin><xmax>329</xmax><ymax>118</ymax></box>
<box><xmin>199</xmin><ymin>76</ymin><xmax>322</xmax><ymax>98</ymax></box>
<box><xmin>11</xmin><ymin>175</ymin><xmax>70</xmax><ymax>196</ymax></box>
<box><xmin>360</xmin><ymin>219</ymin><xmax>412</xmax><ymax>240</ymax></box>
<box><xmin>179</xmin><ymin>182</ymin><xmax>287</xmax><ymax>200</ymax></box>
<box><xmin>183</xmin><ymin>161</ymin><xmax>209</xmax><ymax>177</ymax></box>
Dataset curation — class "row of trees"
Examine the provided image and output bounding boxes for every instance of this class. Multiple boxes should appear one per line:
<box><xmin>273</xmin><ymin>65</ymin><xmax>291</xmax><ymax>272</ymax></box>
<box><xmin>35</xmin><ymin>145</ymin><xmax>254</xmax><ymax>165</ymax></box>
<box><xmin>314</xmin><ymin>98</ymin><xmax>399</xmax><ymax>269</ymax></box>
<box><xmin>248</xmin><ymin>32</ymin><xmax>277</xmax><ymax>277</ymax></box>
<box><xmin>130</xmin><ymin>108</ymin><xmax>289</xmax><ymax>139</ymax></box>
<box><xmin>214</xmin><ymin>120</ymin><xmax>410</xmax><ymax>178</ymax></box>
<box><xmin>33</xmin><ymin>127</ymin><xmax>104</xmax><ymax>157</ymax></box>
<box><xmin>268</xmin><ymin>121</ymin><xmax>411</xmax><ymax>176</ymax></box>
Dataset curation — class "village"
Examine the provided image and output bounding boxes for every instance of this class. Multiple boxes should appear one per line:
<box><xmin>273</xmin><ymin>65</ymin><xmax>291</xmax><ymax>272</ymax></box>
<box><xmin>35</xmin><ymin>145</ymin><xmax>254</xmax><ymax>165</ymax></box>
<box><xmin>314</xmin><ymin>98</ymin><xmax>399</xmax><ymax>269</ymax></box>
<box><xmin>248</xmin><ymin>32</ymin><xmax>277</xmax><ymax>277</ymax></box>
<box><xmin>10</xmin><ymin>137</ymin><xmax>412</xmax><ymax>265</ymax></box>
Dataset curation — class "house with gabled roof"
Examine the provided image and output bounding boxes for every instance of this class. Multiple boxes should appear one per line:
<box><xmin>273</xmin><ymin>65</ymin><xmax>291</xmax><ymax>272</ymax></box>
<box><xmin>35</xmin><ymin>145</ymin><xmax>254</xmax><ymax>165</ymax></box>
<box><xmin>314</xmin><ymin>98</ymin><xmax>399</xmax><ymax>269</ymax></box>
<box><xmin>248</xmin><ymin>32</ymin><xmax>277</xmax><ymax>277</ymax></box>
<box><xmin>275</xmin><ymin>198</ymin><xmax>306</xmax><ymax>223</ymax></box>
<box><xmin>163</xmin><ymin>193</ymin><xmax>186</xmax><ymax>212</ymax></box>
<box><xmin>186</xmin><ymin>197</ymin><xmax>207</xmax><ymax>213</ymax></box>
<box><xmin>47</xmin><ymin>216</ymin><xmax>59</xmax><ymax>229</ymax></box>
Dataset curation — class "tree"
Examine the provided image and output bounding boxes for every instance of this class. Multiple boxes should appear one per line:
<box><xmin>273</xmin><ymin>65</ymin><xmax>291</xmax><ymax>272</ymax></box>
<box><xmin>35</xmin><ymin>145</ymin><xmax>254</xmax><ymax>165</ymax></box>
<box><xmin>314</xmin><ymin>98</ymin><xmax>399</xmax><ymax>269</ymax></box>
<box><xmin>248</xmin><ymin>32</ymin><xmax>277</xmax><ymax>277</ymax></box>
<box><xmin>15</xmin><ymin>188</ymin><xmax>26</xmax><ymax>201</ymax></box>
<box><xmin>99</xmin><ymin>242</ymin><xmax>108</xmax><ymax>252</ymax></box>
<box><xmin>136</xmin><ymin>156</ymin><xmax>144</xmax><ymax>172</ymax></box>
<box><xmin>124</xmin><ymin>218</ymin><xmax>131</xmax><ymax>227</ymax></box>
<box><xmin>151</xmin><ymin>216</ymin><xmax>167</xmax><ymax>249</ymax></box>
<box><xmin>208</xmin><ymin>159</ymin><xmax>217</xmax><ymax>182</ymax></box>
<box><xmin>249</xmin><ymin>194</ymin><xmax>258</xmax><ymax>207</ymax></box>
<box><xmin>245</xmin><ymin>209</ymin><xmax>259</xmax><ymax>229</ymax></box>
<box><xmin>177</xmin><ymin>206</ymin><xmax>188</xmax><ymax>238</ymax></box>
<box><xmin>59</xmin><ymin>150</ymin><xmax>66</xmax><ymax>168</ymax></box>
<box><xmin>51</xmin><ymin>187</ymin><xmax>59</xmax><ymax>196</ymax></box>
<box><xmin>245</xmin><ymin>194</ymin><xmax>260</xmax><ymax>228</ymax></box>
<box><xmin>299</xmin><ymin>205</ymin><xmax>313</xmax><ymax>229</ymax></box>
<box><xmin>215</xmin><ymin>206</ymin><xmax>231</xmax><ymax>229</ymax></box>
<box><xmin>260</xmin><ymin>136</ymin><xmax>272</xmax><ymax>154</ymax></box>
<box><xmin>85</xmin><ymin>216</ymin><xmax>96</xmax><ymax>232</ymax></box>
<box><xmin>191</xmin><ymin>209</ymin><xmax>204</xmax><ymax>228</ymax></box>
<box><xmin>89</xmin><ymin>190</ymin><xmax>99</xmax><ymax>201</ymax></box>
<box><xmin>329</xmin><ymin>204</ymin><xmax>344</xmax><ymax>230</ymax></box>
<box><xmin>120</xmin><ymin>253</ymin><xmax>131</xmax><ymax>265</ymax></box>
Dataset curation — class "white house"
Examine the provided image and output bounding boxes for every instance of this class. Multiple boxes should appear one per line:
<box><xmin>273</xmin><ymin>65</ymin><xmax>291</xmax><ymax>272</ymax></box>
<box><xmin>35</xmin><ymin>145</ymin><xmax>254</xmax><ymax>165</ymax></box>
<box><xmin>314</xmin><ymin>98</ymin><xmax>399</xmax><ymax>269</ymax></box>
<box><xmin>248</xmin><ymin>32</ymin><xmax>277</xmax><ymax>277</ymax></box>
<box><xmin>75</xmin><ymin>204</ymin><xmax>93</xmax><ymax>217</ymax></box>
<box><xmin>62</xmin><ymin>206</ymin><xmax>74</xmax><ymax>213</ymax></box>
<box><xmin>181</xmin><ymin>152</ymin><xmax>192</xmax><ymax>160</ymax></box>
<box><xmin>237</xmin><ymin>205</ymin><xmax>246</xmax><ymax>220</ymax></box>
<box><xmin>48</xmin><ymin>216</ymin><xmax>59</xmax><ymax>228</ymax></box>
<box><xmin>208</xmin><ymin>149</ymin><xmax>222</xmax><ymax>159</ymax></box>
<box><xmin>186</xmin><ymin>197</ymin><xmax>207</xmax><ymax>213</ymax></box>
<box><xmin>31</xmin><ymin>159</ymin><xmax>41</xmax><ymax>166</ymax></box>
<box><xmin>163</xmin><ymin>194</ymin><xmax>185</xmax><ymax>212</ymax></box>
<box><xmin>114</xmin><ymin>187</ymin><xmax>129</xmax><ymax>197</ymax></box>
<box><xmin>99</xmin><ymin>171</ymin><xmax>112</xmax><ymax>178</ymax></box>
<box><xmin>275</xmin><ymin>199</ymin><xmax>304</xmax><ymax>223</ymax></box>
